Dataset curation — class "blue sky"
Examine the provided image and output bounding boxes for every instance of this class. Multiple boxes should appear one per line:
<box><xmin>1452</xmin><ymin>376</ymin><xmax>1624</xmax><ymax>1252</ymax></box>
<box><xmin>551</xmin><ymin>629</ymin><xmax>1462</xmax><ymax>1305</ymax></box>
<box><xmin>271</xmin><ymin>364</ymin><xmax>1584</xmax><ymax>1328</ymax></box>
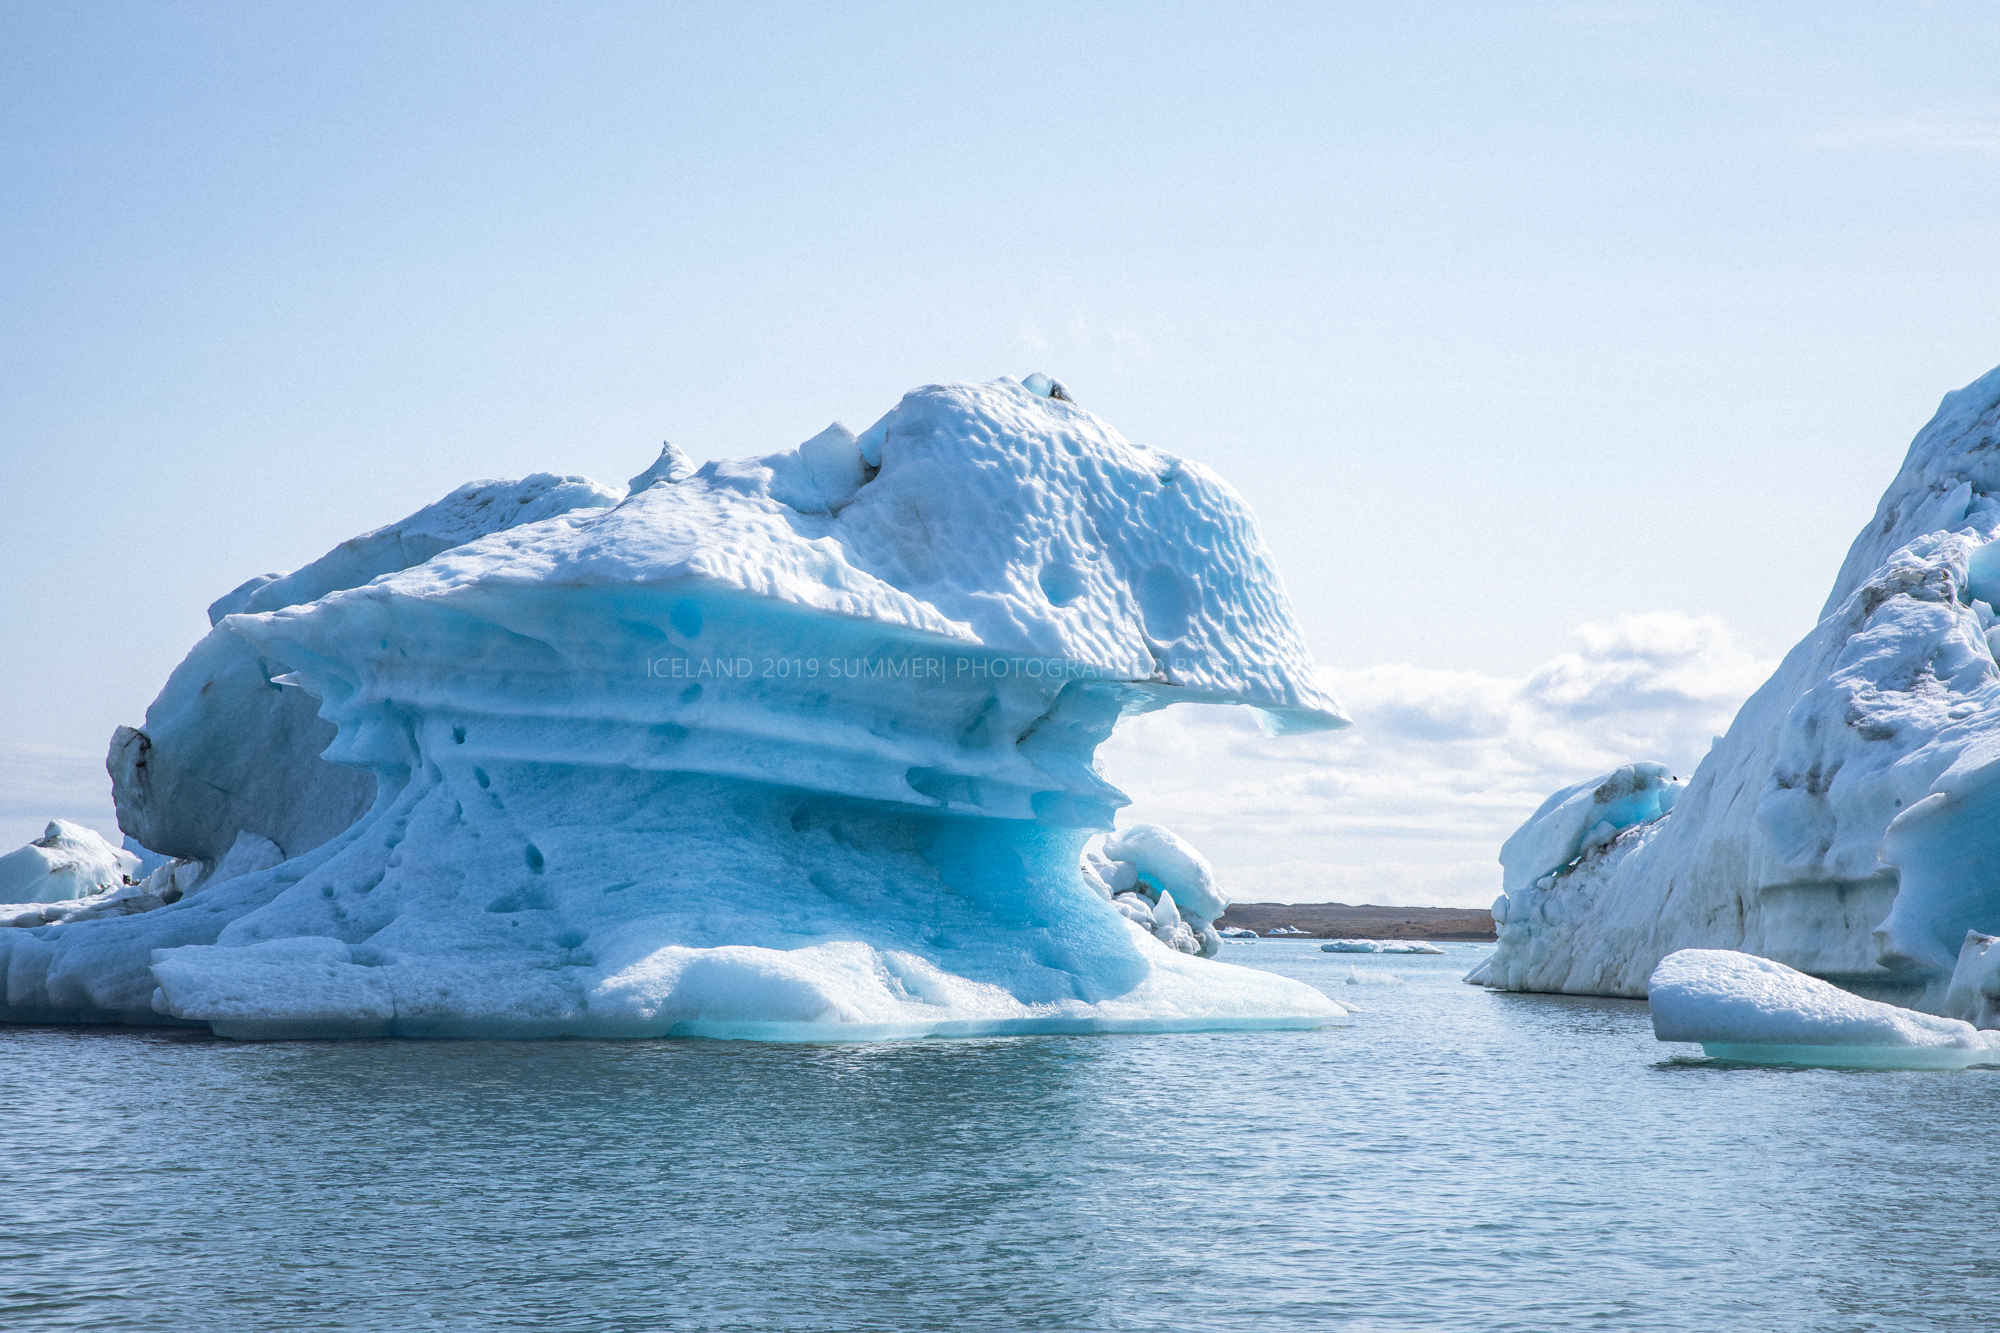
<box><xmin>5</xmin><ymin>3</ymin><xmax>1999</xmax><ymax>897</ymax></box>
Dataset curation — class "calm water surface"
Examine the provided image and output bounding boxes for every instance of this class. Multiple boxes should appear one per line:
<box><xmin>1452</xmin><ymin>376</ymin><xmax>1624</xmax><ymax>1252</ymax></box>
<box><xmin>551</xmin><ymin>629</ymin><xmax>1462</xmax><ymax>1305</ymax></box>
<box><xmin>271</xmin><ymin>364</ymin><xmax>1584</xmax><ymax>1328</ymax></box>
<box><xmin>4</xmin><ymin>942</ymin><xmax>1997</xmax><ymax>1332</ymax></box>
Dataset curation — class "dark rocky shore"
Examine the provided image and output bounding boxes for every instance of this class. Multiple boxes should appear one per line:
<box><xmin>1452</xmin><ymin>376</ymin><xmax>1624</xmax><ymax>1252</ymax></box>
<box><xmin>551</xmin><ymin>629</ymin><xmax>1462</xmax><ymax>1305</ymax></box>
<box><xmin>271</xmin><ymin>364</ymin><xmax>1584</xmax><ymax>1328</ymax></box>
<box><xmin>1216</xmin><ymin>902</ymin><xmax>1497</xmax><ymax>941</ymax></box>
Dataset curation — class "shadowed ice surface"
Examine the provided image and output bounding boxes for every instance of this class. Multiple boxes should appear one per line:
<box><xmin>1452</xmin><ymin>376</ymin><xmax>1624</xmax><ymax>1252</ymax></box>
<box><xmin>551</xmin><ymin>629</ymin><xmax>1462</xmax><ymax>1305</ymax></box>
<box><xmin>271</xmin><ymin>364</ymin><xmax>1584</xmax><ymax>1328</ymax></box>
<box><xmin>5</xmin><ymin>942</ymin><xmax>1999</xmax><ymax>1331</ymax></box>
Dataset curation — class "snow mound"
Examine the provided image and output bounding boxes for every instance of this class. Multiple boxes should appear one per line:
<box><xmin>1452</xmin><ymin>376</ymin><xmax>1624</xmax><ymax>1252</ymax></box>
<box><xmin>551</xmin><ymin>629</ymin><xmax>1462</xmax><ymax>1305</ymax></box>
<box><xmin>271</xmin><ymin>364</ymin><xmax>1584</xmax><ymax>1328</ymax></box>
<box><xmin>3</xmin><ymin>377</ymin><xmax>1347</xmax><ymax>1040</ymax></box>
<box><xmin>1476</xmin><ymin>363</ymin><xmax>2000</xmax><ymax>1010</ymax></box>
<box><xmin>1648</xmin><ymin>948</ymin><xmax>1999</xmax><ymax>1069</ymax></box>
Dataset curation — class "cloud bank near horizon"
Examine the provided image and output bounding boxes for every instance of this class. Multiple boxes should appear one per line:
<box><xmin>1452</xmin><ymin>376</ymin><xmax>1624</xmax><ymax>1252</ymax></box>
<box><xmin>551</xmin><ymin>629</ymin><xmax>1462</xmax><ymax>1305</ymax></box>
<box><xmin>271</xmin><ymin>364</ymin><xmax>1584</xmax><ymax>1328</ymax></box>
<box><xmin>1099</xmin><ymin>610</ymin><xmax>1776</xmax><ymax>910</ymax></box>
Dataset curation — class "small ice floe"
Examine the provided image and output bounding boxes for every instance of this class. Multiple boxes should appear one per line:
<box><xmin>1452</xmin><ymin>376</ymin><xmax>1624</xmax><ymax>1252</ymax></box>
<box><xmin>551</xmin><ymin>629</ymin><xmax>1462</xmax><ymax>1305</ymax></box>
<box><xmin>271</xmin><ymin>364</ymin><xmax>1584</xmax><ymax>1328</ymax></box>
<box><xmin>1218</xmin><ymin>926</ymin><xmax>1258</xmax><ymax>939</ymax></box>
<box><xmin>1320</xmin><ymin>939</ymin><xmax>1445</xmax><ymax>955</ymax></box>
<box><xmin>1337</xmin><ymin>965</ymin><xmax>1404</xmax><ymax>986</ymax></box>
<box><xmin>1265</xmin><ymin>925</ymin><xmax>1310</xmax><ymax>937</ymax></box>
<box><xmin>1649</xmin><ymin>948</ymin><xmax>2000</xmax><ymax>1070</ymax></box>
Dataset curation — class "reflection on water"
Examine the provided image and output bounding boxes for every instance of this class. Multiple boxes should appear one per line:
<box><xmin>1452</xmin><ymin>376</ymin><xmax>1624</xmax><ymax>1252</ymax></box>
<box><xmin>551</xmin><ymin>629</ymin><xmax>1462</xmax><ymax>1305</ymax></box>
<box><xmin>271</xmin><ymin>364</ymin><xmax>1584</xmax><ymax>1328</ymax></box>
<box><xmin>4</xmin><ymin>943</ymin><xmax>1999</xmax><ymax>1331</ymax></box>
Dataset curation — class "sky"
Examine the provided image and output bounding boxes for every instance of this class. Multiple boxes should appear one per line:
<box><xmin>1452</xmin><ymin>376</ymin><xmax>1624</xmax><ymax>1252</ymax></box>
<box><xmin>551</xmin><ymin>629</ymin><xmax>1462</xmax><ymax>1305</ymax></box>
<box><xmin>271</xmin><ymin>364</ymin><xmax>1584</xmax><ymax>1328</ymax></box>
<box><xmin>4</xmin><ymin>3</ymin><xmax>1999</xmax><ymax>904</ymax></box>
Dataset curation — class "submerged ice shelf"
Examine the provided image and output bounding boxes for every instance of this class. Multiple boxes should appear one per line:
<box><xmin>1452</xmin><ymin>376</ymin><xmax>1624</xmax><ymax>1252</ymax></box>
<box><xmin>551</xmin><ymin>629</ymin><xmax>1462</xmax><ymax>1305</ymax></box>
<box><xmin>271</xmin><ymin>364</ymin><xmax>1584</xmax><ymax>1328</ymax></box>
<box><xmin>2</xmin><ymin>376</ymin><xmax>1350</xmax><ymax>1040</ymax></box>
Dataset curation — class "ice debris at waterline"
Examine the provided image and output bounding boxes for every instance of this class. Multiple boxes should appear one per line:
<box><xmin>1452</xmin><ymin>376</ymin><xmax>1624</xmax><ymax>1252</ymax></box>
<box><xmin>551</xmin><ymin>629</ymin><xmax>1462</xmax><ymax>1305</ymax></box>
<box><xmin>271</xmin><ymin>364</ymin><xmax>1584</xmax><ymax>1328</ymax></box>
<box><xmin>1321</xmin><ymin>940</ymin><xmax>1445</xmax><ymax>954</ymax></box>
<box><xmin>1648</xmin><ymin>949</ymin><xmax>2000</xmax><ymax>1070</ymax></box>
<box><xmin>1471</xmin><ymin>363</ymin><xmax>2000</xmax><ymax>1018</ymax></box>
<box><xmin>1081</xmin><ymin>823</ymin><xmax>1226</xmax><ymax>957</ymax></box>
<box><xmin>3</xmin><ymin>376</ymin><xmax>1354</xmax><ymax>1040</ymax></box>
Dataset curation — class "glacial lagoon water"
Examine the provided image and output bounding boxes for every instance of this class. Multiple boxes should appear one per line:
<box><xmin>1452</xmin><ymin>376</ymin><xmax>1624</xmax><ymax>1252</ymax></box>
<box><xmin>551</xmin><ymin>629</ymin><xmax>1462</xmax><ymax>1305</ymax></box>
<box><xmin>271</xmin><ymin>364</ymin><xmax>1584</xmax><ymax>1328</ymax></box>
<box><xmin>6</xmin><ymin>941</ymin><xmax>2000</xmax><ymax>1332</ymax></box>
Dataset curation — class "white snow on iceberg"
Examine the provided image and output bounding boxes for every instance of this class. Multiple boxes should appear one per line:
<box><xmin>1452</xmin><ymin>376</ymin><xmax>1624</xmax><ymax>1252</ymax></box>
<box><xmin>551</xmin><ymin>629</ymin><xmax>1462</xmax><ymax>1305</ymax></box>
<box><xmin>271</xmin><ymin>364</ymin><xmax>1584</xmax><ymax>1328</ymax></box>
<box><xmin>1476</xmin><ymin>363</ymin><xmax>2000</xmax><ymax>1018</ymax></box>
<box><xmin>1648</xmin><ymin>948</ymin><xmax>1999</xmax><ymax>1070</ymax></box>
<box><xmin>0</xmin><ymin>821</ymin><xmax>138</xmax><ymax>906</ymax></box>
<box><xmin>2</xmin><ymin>377</ymin><xmax>1349</xmax><ymax>1040</ymax></box>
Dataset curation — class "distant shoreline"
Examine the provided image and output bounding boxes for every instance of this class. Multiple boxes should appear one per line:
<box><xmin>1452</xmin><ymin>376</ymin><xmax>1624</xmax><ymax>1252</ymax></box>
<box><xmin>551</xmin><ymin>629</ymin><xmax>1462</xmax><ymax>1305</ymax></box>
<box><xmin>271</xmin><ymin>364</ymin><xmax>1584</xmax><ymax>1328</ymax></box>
<box><xmin>1216</xmin><ymin>902</ymin><xmax>1496</xmax><ymax>941</ymax></box>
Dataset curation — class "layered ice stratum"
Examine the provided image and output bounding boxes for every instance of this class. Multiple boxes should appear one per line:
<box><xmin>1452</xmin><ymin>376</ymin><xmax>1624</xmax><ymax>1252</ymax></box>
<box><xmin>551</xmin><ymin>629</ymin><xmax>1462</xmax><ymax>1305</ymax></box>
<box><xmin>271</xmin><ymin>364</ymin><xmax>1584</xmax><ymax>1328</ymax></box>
<box><xmin>2</xmin><ymin>376</ymin><xmax>1351</xmax><ymax>1039</ymax></box>
<box><xmin>1473</xmin><ymin>361</ymin><xmax>2000</xmax><ymax>1051</ymax></box>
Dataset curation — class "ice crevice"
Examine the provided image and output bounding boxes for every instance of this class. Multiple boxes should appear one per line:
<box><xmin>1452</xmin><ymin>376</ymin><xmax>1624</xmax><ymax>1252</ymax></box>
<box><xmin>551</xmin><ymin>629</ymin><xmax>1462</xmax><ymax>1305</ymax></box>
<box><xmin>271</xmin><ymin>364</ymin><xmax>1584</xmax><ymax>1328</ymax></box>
<box><xmin>2</xmin><ymin>376</ymin><xmax>1350</xmax><ymax>1040</ymax></box>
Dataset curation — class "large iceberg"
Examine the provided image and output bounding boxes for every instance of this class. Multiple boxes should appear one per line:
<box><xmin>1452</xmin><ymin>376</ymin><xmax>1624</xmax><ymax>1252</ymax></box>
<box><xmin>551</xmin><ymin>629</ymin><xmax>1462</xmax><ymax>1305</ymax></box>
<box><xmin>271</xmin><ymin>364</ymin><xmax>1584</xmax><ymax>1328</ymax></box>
<box><xmin>1</xmin><ymin>377</ymin><xmax>1351</xmax><ymax>1039</ymax></box>
<box><xmin>1474</xmin><ymin>363</ymin><xmax>2000</xmax><ymax>1020</ymax></box>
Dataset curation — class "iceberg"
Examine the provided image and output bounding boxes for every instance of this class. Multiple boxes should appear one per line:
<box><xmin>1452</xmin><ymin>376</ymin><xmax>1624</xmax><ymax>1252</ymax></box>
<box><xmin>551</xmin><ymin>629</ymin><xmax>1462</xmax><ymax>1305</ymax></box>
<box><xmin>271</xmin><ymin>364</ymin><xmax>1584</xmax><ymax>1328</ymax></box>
<box><xmin>1</xmin><ymin>377</ymin><xmax>1351</xmax><ymax>1040</ymax></box>
<box><xmin>1320</xmin><ymin>939</ymin><xmax>1444</xmax><ymax>954</ymax></box>
<box><xmin>1475</xmin><ymin>363</ymin><xmax>2000</xmax><ymax>1020</ymax></box>
<box><xmin>1648</xmin><ymin>948</ymin><xmax>1999</xmax><ymax>1070</ymax></box>
<box><xmin>0</xmin><ymin>821</ymin><xmax>139</xmax><ymax>906</ymax></box>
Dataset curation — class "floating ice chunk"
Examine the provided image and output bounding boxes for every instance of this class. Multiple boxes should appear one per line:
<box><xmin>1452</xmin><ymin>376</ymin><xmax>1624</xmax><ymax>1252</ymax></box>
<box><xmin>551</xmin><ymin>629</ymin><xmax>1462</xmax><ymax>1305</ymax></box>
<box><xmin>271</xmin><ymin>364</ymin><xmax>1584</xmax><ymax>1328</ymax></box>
<box><xmin>1102</xmin><ymin>823</ymin><xmax>1227</xmax><ymax>922</ymax></box>
<box><xmin>0</xmin><ymin>821</ymin><xmax>138</xmax><ymax>905</ymax></box>
<box><xmin>1320</xmin><ymin>939</ymin><xmax>1444</xmax><ymax>954</ymax></box>
<box><xmin>1264</xmin><ymin>926</ymin><xmax>1309</xmax><ymax>936</ymax></box>
<box><xmin>1648</xmin><ymin>948</ymin><xmax>2000</xmax><ymax>1069</ymax></box>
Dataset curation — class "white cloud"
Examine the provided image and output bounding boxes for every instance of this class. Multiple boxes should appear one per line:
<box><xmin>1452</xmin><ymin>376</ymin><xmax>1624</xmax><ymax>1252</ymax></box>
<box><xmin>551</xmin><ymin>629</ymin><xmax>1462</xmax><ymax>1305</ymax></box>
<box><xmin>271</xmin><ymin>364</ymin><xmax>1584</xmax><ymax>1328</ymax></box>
<box><xmin>1809</xmin><ymin>117</ymin><xmax>2000</xmax><ymax>153</ymax></box>
<box><xmin>1099</xmin><ymin>611</ymin><xmax>1776</xmax><ymax>909</ymax></box>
